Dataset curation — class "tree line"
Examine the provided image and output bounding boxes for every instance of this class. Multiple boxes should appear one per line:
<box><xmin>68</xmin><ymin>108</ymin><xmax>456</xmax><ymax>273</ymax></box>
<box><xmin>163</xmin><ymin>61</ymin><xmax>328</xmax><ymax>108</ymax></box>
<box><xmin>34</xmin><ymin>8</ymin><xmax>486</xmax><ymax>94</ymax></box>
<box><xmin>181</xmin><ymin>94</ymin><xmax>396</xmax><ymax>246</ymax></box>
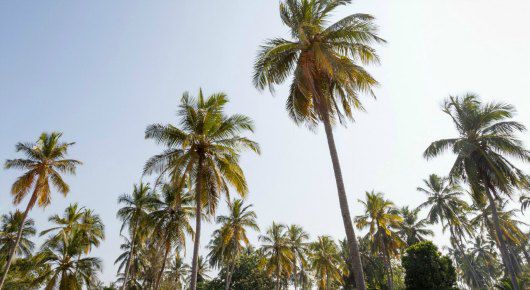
<box><xmin>1</xmin><ymin>0</ymin><xmax>530</xmax><ymax>289</ymax></box>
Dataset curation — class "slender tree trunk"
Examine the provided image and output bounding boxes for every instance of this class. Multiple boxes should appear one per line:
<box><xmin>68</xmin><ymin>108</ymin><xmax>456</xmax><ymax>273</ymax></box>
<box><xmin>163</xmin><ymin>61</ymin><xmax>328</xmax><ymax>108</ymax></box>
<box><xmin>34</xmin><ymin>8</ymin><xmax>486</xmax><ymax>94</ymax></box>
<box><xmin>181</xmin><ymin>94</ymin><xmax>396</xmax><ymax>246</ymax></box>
<box><xmin>485</xmin><ymin>188</ymin><xmax>520</xmax><ymax>290</ymax></box>
<box><xmin>224</xmin><ymin>260</ymin><xmax>235</xmax><ymax>290</ymax></box>
<box><xmin>292</xmin><ymin>254</ymin><xmax>297</xmax><ymax>290</ymax></box>
<box><xmin>154</xmin><ymin>243</ymin><xmax>170</xmax><ymax>290</ymax></box>
<box><xmin>276</xmin><ymin>266</ymin><xmax>281</xmax><ymax>290</ymax></box>
<box><xmin>190</xmin><ymin>157</ymin><xmax>204</xmax><ymax>290</ymax></box>
<box><xmin>449</xmin><ymin>226</ymin><xmax>481</xmax><ymax>286</ymax></box>
<box><xmin>321</xmin><ymin>115</ymin><xmax>367</xmax><ymax>290</ymax></box>
<box><xmin>380</xmin><ymin>242</ymin><xmax>394</xmax><ymax>290</ymax></box>
<box><xmin>0</xmin><ymin>195</ymin><xmax>35</xmax><ymax>290</ymax></box>
<box><xmin>121</xmin><ymin>222</ymin><xmax>138</xmax><ymax>290</ymax></box>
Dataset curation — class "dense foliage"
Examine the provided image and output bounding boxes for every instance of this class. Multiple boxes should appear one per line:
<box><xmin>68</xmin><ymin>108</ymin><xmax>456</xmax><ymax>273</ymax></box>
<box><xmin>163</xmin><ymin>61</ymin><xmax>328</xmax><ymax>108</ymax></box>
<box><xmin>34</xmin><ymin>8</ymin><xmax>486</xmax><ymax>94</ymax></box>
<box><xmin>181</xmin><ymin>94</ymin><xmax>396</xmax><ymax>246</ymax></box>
<box><xmin>402</xmin><ymin>241</ymin><xmax>457</xmax><ymax>290</ymax></box>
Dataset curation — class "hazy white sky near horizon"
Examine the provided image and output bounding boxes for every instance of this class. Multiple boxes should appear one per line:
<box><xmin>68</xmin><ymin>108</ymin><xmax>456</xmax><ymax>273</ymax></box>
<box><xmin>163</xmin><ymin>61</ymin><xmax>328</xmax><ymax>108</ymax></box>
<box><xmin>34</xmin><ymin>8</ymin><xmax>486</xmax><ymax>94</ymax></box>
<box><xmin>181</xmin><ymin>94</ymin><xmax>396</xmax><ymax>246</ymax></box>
<box><xmin>1</xmin><ymin>0</ymin><xmax>530</xmax><ymax>284</ymax></box>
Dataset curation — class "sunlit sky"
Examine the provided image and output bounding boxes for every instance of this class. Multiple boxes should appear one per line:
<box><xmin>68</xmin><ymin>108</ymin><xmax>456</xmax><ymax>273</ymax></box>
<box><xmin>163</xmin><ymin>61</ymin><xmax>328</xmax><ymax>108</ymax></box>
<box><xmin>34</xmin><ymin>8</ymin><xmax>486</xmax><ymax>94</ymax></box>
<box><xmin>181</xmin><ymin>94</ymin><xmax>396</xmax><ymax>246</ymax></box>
<box><xmin>1</xmin><ymin>0</ymin><xmax>530</xmax><ymax>284</ymax></box>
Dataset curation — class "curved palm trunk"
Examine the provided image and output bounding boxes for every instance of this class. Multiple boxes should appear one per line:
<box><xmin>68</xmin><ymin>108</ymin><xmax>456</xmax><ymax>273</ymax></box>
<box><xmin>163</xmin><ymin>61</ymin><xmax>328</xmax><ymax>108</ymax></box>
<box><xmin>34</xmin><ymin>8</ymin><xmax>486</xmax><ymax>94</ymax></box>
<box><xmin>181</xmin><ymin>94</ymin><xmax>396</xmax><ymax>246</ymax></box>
<box><xmin>485</xmin><ymin>188</ymin><xmax>520</xmax><ymax>290</ymax></box>
<box><xmin>120</xmin><ymin>222</ymin><xmax>138</xmax><ymax>290</ymax></box>
<box><xmin>154</xmin><ymin>243</ymin><xmax>170</xmax><ymax>290</ymax></box>
<box><xmin>190</xmin><ymin>158</ymin><xmax>204</xmax><ymax>290</ymax></box>
<box><xmin>321</xmin><ymin>115</ymin><xmax>367</xmax><ymax>290</ymax></box>
<box><xmin>0</xmin><ymin>194</ymin><xmax>36</xmax><ymax>290</ymax></box>
<box><xmin>224</xmin><ymin>260</ymin><xmax>235</xmax><ymax>290</ymax></box>
<box><xmin>449</xmin><ymin>226</ymin><xmax>482</xmax><ymax>287</ymax></box>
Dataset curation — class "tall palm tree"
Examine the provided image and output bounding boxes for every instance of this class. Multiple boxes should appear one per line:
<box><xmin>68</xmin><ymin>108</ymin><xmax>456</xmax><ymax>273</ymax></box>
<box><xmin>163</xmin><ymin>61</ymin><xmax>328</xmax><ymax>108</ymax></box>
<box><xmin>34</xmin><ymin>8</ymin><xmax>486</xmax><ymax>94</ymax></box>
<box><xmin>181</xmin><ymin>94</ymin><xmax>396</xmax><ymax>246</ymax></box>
<box><xmin>35</xmin><ymin>235</ymin><xmax>102</xmax><ymax>290</ymax></box>
<box><xmin>0</xmin><ymin>211</ymin><xmax>36</xmax><ymax>260</ymax></box>
<box><xmin>259</xmin><ymin>222</ymin><xmax>293</xmax><ymax>290</ymax></box>
<box><xmin>397</xmin><ymin>206</ymin><xmax>433</xmax><ymax>246</ymax></box>
<box><xmin>163</xmin><ymin>253</ymin><xmax>188</xmax><ymax>290</ymax></box>
<box><xmin>424</xmin><ymin>94</ymin><xmax>530</xmax><ymax>289</ymax></box>
<box><xmin>416</xmin><ymin>174</ymin><xmax>481</xmax><ymax>285</ymax></box>
<box><xmin>309</xmin><ymin>236</ymin><xmax>343</xmax><ymax>289</ymax></box>
<box><xmin>149</xmin><ymin>184</ymin><xmax>194</xmax><ymax>290</ymax></box>
<box><xmin>253</xmin><ymin>1</ymin><xmax>384</xmax><ymax>287</ymax></box>
<box><xmin>355</xmin><ymin>191</ymin><xmax>404</xmax><ymax>290</ymax></box>
<box><xmin>117</xmin><ymin>182</ymin><xmax>157</xmax><ymax>290</ymax></box>
<box><xmin>208</xmin><ymin>199</ymin><xmax>259</xmax><ymax>290</ymax></box>
<box><xmin>286</xmin><ymin>225</ymin><xmax>309</xmax><ymax>290</ymax></box>
<box><xmin>1</xmin><ymin>132</ymin><xmax>81</xmax><ymax>289</ymax></box>
<box><xmin>144</xmin><ymin>90</ymin><xmax>260</xmax><ymax>290</ymax></box>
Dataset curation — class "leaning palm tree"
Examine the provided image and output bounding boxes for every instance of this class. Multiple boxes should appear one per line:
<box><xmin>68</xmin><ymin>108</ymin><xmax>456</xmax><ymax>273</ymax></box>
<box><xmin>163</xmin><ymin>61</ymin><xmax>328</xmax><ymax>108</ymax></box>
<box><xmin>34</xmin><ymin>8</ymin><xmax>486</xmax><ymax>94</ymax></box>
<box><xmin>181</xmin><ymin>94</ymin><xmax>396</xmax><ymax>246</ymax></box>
<box><xmin>309</xmin><ymin>236</ymin><xmax>344</xmax><ymax>290</ymax></box>
<box><xmin>355</xmin><ymin>191</ymin><xmax>404</xmax><ymax>290</ymax></box>
<box><xmin>253</xmin><ymin>1</ymin><xmax>384</xmax><ymax>287</ymax></box>
<box><xmin>424</xmin><ymin>94</ymin><xmax>530</xmax><ymax>290</ymax></box>
<box><xmin>117</xmin><ymin>182</ymin><xmax>157</xmax><ymax>290</ymax></box>
<box><xmin>397</xmin><ymin>206</ymin><xmax>433</xmax><ymax>246</ymax></box>
<box><xmin>208</xmin><ymin>199</ymin><xmax>259</xmax><ymax>290</ymax></box>
<box><xmin>259</xmin><ymin>222</ymin><xmax>293</xmax><ymax>290</ymax></box>
<box><xmin>1</xmin><ymin>132</ymin><xmax>81</xmax><ymax>289</ymax></box>
<box><xmin>286</xmin><ymin>224</ymin><xmax>309</xmax><ymax>290</ymax></box>
<box><xmin>144</xmin><ymin>90</ymin><xmax>260</xmax><ymax>290</ymax></box>
<box><xmin>0</xmin><ymin>211</ymin><xmax>36</xmax><ymax>260</ymax></box>
<box><xmin>149</xmin><ymin>183</ymin><xmax>194</xmax><ymax>290</ymax></box>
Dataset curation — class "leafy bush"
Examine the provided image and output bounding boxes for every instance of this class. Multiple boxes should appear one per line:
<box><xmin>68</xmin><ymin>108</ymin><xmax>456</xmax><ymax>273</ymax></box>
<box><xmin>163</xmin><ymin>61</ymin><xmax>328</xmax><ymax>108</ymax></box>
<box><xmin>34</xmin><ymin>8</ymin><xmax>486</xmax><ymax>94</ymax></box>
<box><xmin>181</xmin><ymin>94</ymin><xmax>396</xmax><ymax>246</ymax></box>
<box><xmin>401</xmin><ymin>241</ymin><xmax>457</xmax><ymax>290</ymax></box>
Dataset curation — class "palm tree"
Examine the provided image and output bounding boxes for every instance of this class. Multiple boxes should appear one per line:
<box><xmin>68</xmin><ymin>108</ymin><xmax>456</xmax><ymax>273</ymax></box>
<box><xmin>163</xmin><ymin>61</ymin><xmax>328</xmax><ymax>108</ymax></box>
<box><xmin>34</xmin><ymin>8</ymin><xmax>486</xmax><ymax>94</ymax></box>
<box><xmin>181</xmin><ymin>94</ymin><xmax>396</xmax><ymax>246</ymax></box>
<box><xmin>117</xmin><ymin>182</ymin><xmax>157</xmax><ymax>290</ymax></box>
<box><xmin>355</xmin><ymin>191</ymin><xmax>404</xmax><ymax>290</ymax></box>
<box><xmin>259</xmin><ymin>222</ymin><xmax>293</xmax><ymax>290</ymax></box>
<box><xmin>163</xmin><ymin>253</ymin><xmax>188</xmax><ymax>290</ymax></box>
<box><xmin>397</xmin><ymin>206</ymin><xmax>433</xmax><ymax>246</ymax></box>
<box><xmin>1</xmin><ymin>132</ymin><xmax>81</xmax><ymax>289</ymax></box>
<box><xmin>416</xmin><ymin>174</ymin><xmax>481</xmax><ymax>285</ymax></box>
<box><xmin>36</xmin><ymin>235</ymin><xmax>102</xmax><ymax>289</ymax></box>
<box><xmin>309</xmin><ymin>236</ymin><xmax>343</xmax><ymax>289</ymax></box>
<box><xmin>253</xmin><ymin>1</ymin><xmax>385</xmax><ymax>287</ymax></box>
<box><xmin>424</xmin><ymin>94</ymin><xmax>530</xmax><ymax>289</ymax></box>
<box><xmin>149</xmin><ymin>183</ymin><xmax>194</xmax><ymax>290</ymax></box>
<box><xmin>286</xmin><ymin>225</ymin><xmax>309</xmax><ymax>290</ymax></box>
<box><xmin>0</xmin><ymin>211</ymin><xmax>36</xmax><ymax>260</ymax></box>
<box><xmin>144</xmin><ymin>90</ymin><xmax>260</xmax><ymax>290</ymax></box>
<box><xmin>208</xmin><ymin>199</ymin><xmax>259</xmax><ymax>290</ymax></box>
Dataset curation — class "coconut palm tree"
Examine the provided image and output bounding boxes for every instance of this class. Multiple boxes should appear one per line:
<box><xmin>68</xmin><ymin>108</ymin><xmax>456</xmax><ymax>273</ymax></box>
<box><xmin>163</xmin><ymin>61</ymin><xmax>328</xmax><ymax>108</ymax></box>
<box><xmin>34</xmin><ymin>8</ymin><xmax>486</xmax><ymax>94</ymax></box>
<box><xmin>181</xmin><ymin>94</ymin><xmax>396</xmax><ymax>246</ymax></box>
<box><xmin>1</xmin><ymin>132</ymin><xmax>81</xmax><ymax>289</ymax></box>
<box><xmin>355</xmin><ymin>191</ymin><xmax>404</xmax><ymax>290</ymax></box>
<box><xmin>397</xmin><ymin>206</ymin><xmax>433</xmax><ymax>246</ymax></box>
<box><xmin>286</xmin><ymin>224</ymin><xmax>309</xmax><ymax>290</ymax></box>
<box><xmin>117</xmin><ymin>182</ymin><xmax>157</xmax><ymax>290</ymax></box>
<box><xmin>424</xmin><ymin>94</ymin><xmax>530</xmax><ymax>289</ymax></box>
<box><xmin>36</xmin><ymin>236</ymin><xmax>102</xmax><ymax>290</ymax></box>
<box><xmin>0</xmin><ymin>211</ymin><xmax>36</xmax><ymax>260</ymax></box>
<box><xmin>144</xmin><ymin>90</ymin><xmax>260</xmax><ymax>290</ymax></box>
<box><xmin>163</xmin><ymin>253</ymin><xmax>188</xmax><ymax>290</ymax></box>
<box><xmin>208</xmin><ymin>199</ymin><xmax>259</xmax><ymax>290</ymax></box>
<box><xmin>309</xmin><ymin>236</ymin><xmax>343</xmax><ymax>289</ymax></box>
<box><xmin>149</xmin><ymin>183</ymin><xmax>194</xmax><ymax>290</ymax></box>
<box><xmin>259</xmin><ymin>222</ymin><xmax>293</xmax><ymax>290</ymax></box>
<box><xmin>253</xmin><ymin>1</ymin><xmax>384</xmax><ymax>287</ymax></box>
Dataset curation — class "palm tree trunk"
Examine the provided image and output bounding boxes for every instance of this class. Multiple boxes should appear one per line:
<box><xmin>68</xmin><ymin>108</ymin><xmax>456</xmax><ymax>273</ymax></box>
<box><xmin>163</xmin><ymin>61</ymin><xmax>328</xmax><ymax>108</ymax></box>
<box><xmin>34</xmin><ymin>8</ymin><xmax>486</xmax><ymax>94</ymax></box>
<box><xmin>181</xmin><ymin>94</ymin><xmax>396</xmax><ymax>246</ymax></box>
<box><xmin>0</xmin><ymin>195</ymin><xmax>35</xmax><ymax>290</ymax></box>
<box><xmin>485</xmin><ymin>187</ymin><xmax>520</xmax><ymax>290</ymax></box>
<box><xmin>276</xmin><ymin>266</ymin><xmax>281</xmax><ymax>290</ymax></box>
<box><xmin>190</xmin><ymin>158</ymin><xmax>204</xmax><ymax>290</ymax></box>
<box><xmin>120</xmin><ymin>222</ymin><xmax>138</xmax><ymax>290</ymax></box>
<box><xmin>292</xmin><ymin>254</ymin><xmax>297</xmax><ymax>290</ymax></box>
<box><xmin>321</xmin><ymin>115</ymin><xmax>367</xmax><ymax>290</ymax></box>
<box><xmin>224</xmin><ymin>260</ymin><xmax>235</xmax><ymax>290</ymax></box>
<box><xmin>449</xmin><ymin>226</ymin><xmax>482</xmax><ymax>287</ymax></box>
<box><xmin>154</xmin><ymin>243</ymin><xmax>170</xmax><ymax>290</ymax></box>
<box><xmin>380</xmin><ymin>242</ymin><xmax>394</xmax><ymax>290</ymax></box>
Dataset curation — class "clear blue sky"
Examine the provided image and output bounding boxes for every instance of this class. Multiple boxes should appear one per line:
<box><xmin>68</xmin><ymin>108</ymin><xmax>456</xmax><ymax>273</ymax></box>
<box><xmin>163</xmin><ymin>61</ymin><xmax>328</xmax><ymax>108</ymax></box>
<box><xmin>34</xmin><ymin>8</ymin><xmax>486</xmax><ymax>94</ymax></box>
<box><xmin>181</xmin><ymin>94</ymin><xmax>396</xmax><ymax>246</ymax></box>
<box><xmin>2</xmin><ymin>0</ymin><xmax>530</xmax><ymax>284</ymax></box>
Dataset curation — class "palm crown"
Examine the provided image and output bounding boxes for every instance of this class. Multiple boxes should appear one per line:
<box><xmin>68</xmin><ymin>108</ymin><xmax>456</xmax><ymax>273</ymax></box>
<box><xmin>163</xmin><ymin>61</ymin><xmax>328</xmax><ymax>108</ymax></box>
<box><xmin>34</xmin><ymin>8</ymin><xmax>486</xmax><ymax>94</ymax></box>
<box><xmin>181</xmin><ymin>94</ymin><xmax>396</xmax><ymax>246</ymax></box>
<box><xmin>254</xmin><ymin>0</ymin><xmax>384</xmax><ymax>126</ymax></box>
<box><xmin>4</xmin><ymin>132</ymin><xmax>82</xmax><ymax>209</ymax></box>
